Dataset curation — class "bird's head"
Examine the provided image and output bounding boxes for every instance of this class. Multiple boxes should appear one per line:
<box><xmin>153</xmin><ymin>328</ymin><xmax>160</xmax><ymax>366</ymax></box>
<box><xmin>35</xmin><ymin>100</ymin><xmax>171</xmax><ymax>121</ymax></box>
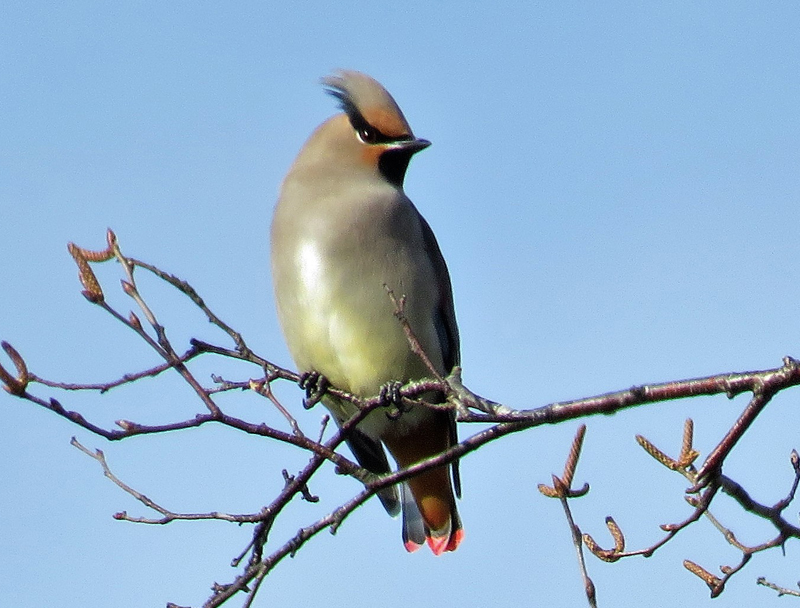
<box><xmin>296</xmin><ymin>70</ymin><xmax>430</xmax><ymax>188</ymax></box>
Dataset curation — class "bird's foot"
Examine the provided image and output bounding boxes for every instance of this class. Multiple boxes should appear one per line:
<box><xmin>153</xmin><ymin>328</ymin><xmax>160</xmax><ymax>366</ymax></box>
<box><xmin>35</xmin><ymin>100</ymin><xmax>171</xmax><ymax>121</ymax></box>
<box><xmin>300</xmin><ymin>371</ymin><xmax>329</xmax><ymax>409</ymax></box>
<box><xmin>380</xmin><ymin>380</ymin><xmax>411</xmax><ymax>420</ymax></box>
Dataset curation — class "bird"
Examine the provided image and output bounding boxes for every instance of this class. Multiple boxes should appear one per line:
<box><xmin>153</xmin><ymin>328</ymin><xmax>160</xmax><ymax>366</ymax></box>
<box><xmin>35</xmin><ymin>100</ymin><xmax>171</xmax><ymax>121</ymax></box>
<box><xmin>270</xmin><ymin>70</ymin><xmax>462</xmax><ymax>555</ymax></box>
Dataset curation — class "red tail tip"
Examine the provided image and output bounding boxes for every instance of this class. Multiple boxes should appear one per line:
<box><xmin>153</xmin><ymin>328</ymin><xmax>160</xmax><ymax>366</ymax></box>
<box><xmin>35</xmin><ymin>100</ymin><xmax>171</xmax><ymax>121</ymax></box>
<box><xmin>426</xmin><ymin>535</ymin><xmax>450</xmax><ymax>555</ymax></box>
<box><xmin>426</xmin><ymin>529</ymin><xmax>464</xmax><ymax>555</ymax></box>
<box><xmin>445</xmin><ymin>528</ymin><xmax>464</xmax><ymax>552</ymax></box>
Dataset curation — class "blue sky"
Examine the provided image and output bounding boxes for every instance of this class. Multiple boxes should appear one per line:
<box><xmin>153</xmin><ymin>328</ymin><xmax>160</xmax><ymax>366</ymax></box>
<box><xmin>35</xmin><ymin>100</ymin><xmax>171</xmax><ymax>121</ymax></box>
<box><xmin>2</xmin><ymin>2</ymin><xmax>800</xmax><ymax>607</ymax></box>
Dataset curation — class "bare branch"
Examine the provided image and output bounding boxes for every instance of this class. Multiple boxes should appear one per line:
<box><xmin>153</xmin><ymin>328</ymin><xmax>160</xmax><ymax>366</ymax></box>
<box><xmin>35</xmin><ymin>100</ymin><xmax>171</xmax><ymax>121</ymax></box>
<box><xmin>130</xmin><ymin>256</ymin><xmax>253</xmax><ymax>359</ymax></box>
<box><xmin>385</xmin><ymin>286</ymin><xmax>443</xmax><ymax>382</ymax></box>
<box><xmin>758</xmin><ymin>577</ymin><xmax>800</xmax><ymax>598</ymax></box>
<box><xmin>537</xmin><ymin>426</ymin><xmax>596</xmax><ymax>607</ymax></box>
<box><xmin>71</xmin><ymin>437</ymin><xmax>265</xmax><ymax>524</ymax></box>
<box><xmin>7</xmin><ymin>231</ymin><xmax>800</xmax><ymax>607</ymax></box>
<box><xmin>30</xmin><ymin>346</ymin><xmax>200</xmax><ymax>392</ymax></box>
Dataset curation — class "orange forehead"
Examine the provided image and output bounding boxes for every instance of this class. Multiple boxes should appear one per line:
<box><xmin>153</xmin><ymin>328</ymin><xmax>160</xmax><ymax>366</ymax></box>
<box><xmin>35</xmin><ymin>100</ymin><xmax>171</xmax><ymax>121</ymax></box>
<box><xmin>361</xmin><ymin>106</ymin><xmax>411</xmax><ymax>138</ymax></box>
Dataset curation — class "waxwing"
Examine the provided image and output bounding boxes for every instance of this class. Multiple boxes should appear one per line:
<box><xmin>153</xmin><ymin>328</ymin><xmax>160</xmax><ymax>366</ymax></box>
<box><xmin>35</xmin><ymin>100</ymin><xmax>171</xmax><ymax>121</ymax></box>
<box><xmin>270</xmin><ymin>70</ymin><xmax>462</xmax><ymax>554</ymax></box>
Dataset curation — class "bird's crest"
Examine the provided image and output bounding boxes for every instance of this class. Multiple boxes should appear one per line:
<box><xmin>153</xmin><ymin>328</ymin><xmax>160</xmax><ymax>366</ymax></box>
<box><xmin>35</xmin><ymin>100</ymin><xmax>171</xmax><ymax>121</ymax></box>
<box><xmin>322</xmin><ymin>70</ymin><xmax>413</xmax><ymax>140</ymax></box>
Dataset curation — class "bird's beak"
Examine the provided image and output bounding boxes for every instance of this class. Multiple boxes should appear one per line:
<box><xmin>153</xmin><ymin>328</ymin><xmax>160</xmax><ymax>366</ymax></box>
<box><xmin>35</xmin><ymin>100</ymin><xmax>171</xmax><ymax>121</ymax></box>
<box><xmin>397</xmin><ymin>137</ymin><xmax>431</xmax><ymax>154</ymax></box>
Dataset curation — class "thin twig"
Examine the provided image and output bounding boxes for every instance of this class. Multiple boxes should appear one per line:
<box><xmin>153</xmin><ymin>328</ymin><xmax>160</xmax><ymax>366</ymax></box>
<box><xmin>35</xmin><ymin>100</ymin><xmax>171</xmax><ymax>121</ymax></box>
<box><xmin>71</xmin><ymin>437</ymin><xmax>266</xmax><ymax>524</ymax></box>
<box><xmin>561</xmin><ymin>495</ymin><xmax>597</xmax><ymax>608</ymax></box>
<box><xmin>30</xmin><ymin>346</ymin><xmax>199</xmax><ymax>392</ymax></box>
<box><xmin>131</xmin><ymin>257</ymin><xmax>253</xmax><ymax>358</ymax></box>
<box><xmin>758</xmin><ymin>577</ymin><xmax>800</xmax><ymax>598</ymax></box>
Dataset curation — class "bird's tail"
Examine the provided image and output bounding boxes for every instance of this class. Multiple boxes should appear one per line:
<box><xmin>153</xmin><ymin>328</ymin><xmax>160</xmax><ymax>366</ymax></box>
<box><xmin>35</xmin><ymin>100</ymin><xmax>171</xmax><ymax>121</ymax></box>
<box><xmin>385</xmin><ymin>413</ymin><xmax>463</xmax><ymax>555</ymax></box>
<box><xmin>400</xmin><ymin>469</ymin><xmax>463</xmax><ymax>555</ymax></box>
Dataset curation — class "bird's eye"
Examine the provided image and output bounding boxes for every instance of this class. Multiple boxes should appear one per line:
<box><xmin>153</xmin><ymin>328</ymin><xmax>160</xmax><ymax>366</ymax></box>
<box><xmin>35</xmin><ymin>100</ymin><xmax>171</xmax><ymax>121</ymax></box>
<box><xmin>358</xmin><ymin>126</ymin><xmax>378</xmax><ymax>144</ymax></box>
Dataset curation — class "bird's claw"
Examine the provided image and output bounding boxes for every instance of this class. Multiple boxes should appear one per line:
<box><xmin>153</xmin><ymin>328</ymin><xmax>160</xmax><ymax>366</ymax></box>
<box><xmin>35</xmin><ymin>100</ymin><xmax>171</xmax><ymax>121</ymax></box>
<box><xmin>300</xmin><ymin>371</ymin><xmax>329</xmax><ymax>409</ymax></box>
<box><xmin>380</xmin><ymin>381</ymin><xmax>403</xmax><ymax>404</ymax></box>
<box><xmin>380</xmin><ymin>381</ymin><xmax>411</xmax><ymax>420</ymax></box>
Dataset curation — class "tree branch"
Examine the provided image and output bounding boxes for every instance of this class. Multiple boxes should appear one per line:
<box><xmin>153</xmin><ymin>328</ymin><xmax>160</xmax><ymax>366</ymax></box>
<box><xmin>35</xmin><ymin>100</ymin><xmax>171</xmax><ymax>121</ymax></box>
<box><xmin>4</xmin><ymin>230</ymin><xmax>800</xmax><ymax>607</ymax></box>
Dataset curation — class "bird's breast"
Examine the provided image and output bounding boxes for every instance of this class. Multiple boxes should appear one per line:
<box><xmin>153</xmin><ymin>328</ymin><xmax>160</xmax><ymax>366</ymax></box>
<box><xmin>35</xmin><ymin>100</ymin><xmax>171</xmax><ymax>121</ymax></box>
<box><xmin>278</xmin><ymin>202</ymin><xmax>435</xmax><ymax>380</ymax></box>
